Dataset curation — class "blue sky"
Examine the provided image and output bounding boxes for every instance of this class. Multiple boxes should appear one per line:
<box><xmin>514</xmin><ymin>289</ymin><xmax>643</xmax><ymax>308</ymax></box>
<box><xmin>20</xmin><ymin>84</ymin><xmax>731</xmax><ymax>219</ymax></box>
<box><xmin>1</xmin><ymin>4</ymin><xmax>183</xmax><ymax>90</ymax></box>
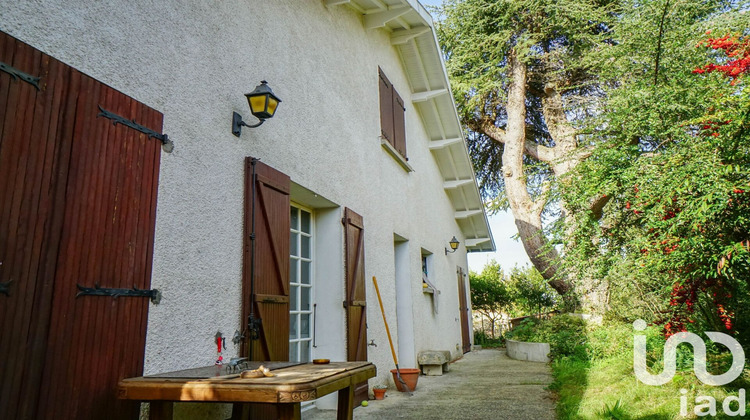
<box><xmin>416</xmin><ymin>0</ymin><xmax>531</xmax><ymax>273</ymax></box>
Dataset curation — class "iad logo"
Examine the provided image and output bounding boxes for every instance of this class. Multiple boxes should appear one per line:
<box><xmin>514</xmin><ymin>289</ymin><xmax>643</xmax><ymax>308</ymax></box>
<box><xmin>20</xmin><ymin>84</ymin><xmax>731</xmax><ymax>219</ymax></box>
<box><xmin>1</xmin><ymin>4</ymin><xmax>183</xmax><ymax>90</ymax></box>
<box><xmin>633</xmin><ymin>319</ymin><xmax>746</xmax><ymax>417</ymax></box>
<box><xmin>633</xmin><ymin>319</ymin><xmax>745</xmax><ymax>386</ymax></box>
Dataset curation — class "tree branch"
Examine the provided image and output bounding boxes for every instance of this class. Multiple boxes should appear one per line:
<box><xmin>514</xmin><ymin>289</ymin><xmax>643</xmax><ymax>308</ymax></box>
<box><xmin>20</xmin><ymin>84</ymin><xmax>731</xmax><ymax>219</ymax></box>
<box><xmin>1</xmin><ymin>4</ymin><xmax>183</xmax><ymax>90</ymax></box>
<box><xmin>533</xmin><ymin>181</ymin><xmax>552</xmax><ymax>218</ymax></box>
<box><xmin>473</xmin><ymin>118</ymin><xmax>555</xmax><ymax>162</ymax></box>
<box><xmin>590</xmin><ymin>193</ymin><xmax>611</xmax><ymax>220</ymax></box>
<box><xmin>654</xmin><ymin>0</ymin><xmax>671</xmax><ymax>85</ymax></box>
<box><xmin>542</xmin><ymin>83</ymin><xmax>578</xmax><ymax>148</ymax></box>
<box><xmin>524</xmin><ymin>141</ymin><xmax>555</xmax><ymax>162</ymax></box>
<box><xmin>575</xmin><ymin>146</ymin><xmax>594</xmax><ymax>161</ymax></box>
<box><xmin>476</xmin><ymin>120</ymin><xmax>507</xmax><ymax>145</ymax></box>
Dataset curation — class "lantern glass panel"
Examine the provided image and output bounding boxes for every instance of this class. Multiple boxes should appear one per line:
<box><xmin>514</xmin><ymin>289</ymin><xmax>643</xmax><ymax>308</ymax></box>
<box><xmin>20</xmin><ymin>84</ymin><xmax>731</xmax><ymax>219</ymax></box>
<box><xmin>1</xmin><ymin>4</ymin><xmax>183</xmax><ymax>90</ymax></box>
<box><xmin>249</xmin><ymin>95</ymin><xmax>267</xmax><ymax>115</ymax></box>
<box><xmin>266</xmin><ymin>98</ymin><xmax>279</xmax><ymax>116</ymax></box>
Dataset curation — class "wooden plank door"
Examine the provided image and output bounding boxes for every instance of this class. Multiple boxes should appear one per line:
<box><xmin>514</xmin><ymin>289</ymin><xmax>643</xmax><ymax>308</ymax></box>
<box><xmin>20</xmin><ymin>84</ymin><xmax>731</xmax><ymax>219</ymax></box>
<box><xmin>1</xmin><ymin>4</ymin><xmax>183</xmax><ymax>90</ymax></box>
<box><xmin>242</xmin><ymin>157</ymin><xmax>290</xmax><ymax>361</ymax></box>
<box><xmin>237</xmin><ymin>158</ymin><xmax>290</xmax><ymax>420</ymax></box>
<box><xmin>457</xmin><ymin>267</ymin><xmax>471</xmax><ymax>354</ymax></box>
<box><xmin>343</xmin><ymin>208</ymin><xmax>368</xmax><ymax>405</ymax></box>
<box><xmin>0</xmin><ymin>31</ymin><xmax>162</xmax><ymax>420</ymax></box>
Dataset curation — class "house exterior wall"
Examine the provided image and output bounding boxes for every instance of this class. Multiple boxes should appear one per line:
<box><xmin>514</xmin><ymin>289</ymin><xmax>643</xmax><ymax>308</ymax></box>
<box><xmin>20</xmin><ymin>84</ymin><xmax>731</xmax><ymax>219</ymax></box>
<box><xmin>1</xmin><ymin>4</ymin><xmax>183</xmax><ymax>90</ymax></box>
<box><xmin>2</xmin><ymin>0</ymin><xmax>476</xmax><ymax>416</ymax></box>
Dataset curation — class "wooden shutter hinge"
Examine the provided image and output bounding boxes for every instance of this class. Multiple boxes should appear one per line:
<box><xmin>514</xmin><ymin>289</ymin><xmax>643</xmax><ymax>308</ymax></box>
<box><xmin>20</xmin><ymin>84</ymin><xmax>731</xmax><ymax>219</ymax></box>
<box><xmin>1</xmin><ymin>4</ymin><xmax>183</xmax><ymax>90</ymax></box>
<box><xmin>97</xmin><ymin>106</ymin><xmax>174</xmax><ymax>153</ymax></box>
<box><xmin>76</xmin><ymin>283</ymin><xmax>161</xmax><ymax>304</ymax></box>
<box><xmin>0</xmin><ymin>61</ymin><xmax>40</xmax><ymax>90</ymax></box>
<box><xmin>247</xmin><ymin>313</ymin><xmax>262</xmax><ymax>340</ymax></box>
<box><xmin>0</xmin><ymin>279</ymin><xmax>12</xmax><ymax>296</ymax></box>
<box><xmin>343</xmin><ymin>300</ymin><xmax>366</xmax><ymax>308</ymax></box>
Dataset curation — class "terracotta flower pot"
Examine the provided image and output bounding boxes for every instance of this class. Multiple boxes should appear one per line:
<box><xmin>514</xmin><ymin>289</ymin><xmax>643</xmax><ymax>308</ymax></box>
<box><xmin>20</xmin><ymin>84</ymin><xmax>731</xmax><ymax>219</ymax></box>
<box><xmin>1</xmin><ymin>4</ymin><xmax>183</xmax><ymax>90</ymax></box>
<box><xmin>373</xmin><ymin>387</ymin><xmax>387</xmax><ymax>400</ymax></box>
<box><xmin>390</xmin><ymin>368</ymin><xmax>420</xmax><ymax>392</ymax></box>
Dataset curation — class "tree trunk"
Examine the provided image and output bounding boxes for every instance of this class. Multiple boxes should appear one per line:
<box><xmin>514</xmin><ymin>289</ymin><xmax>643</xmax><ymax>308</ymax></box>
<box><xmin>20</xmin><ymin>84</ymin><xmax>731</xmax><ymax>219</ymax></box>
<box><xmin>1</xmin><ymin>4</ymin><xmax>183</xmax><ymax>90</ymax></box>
<box><xmin>473</xmin><ymin>51</ymin><xmax>609</xmax><ymax>297</ymax></box>
<box><xmin>502</xmin><ymin>51</ymin><xmax>572</xmax><ymax>295</ymax></box>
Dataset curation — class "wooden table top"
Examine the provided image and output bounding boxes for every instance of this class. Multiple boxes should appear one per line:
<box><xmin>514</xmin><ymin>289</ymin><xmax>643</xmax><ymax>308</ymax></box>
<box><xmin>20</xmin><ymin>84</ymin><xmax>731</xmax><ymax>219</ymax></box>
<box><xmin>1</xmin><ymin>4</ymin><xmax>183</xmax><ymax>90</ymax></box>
<box><xmin>118</xmin><ymin>361</ymin><xmax>376</xmax><ymax>404</ymax></box>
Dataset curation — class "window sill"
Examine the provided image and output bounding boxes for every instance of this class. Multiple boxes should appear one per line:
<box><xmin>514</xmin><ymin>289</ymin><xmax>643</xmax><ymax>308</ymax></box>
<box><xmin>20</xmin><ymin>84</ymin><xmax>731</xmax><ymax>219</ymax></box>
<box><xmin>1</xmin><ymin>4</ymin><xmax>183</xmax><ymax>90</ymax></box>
<box><xmin>381</xmin><ymin>138</ymin><xmax>414</xmax><ymax>172</ymax></box>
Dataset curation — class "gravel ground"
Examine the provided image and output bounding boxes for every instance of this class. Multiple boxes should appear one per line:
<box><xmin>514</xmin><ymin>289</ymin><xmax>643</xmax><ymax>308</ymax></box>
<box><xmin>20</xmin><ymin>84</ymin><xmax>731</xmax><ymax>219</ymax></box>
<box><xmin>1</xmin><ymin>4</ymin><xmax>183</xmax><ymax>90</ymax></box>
<box><xmin>303</xmin><ymin>349</ymin><xmax>557</xmax><ymax>420</ymax></box>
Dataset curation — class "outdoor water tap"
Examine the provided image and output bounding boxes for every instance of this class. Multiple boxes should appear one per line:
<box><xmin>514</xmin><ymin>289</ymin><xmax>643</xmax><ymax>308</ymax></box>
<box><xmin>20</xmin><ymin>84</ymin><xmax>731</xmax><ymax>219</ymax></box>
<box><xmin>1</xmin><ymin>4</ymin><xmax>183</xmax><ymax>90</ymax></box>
<box><xmin>368</xmin><ymin>339</ymin><xmax>377</xmax><ymax>347</ymax></box>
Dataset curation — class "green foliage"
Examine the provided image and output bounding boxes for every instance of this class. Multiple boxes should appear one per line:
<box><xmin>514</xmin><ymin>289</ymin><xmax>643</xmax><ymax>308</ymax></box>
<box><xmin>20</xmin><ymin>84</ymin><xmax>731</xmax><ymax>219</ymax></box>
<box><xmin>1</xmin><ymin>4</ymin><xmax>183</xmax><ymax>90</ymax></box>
<box><xmin>506</xmin><ymin>315</ymin><xmax>588</xmax><ymax>359</ymax></box>
<box><xmin>470</xmin><ymin>260</ymin><xmax>513</xmax><ymax>314</ymax></box>
<box><xmin>547</xmin><ymin>322</ymin><xmax>750</xmax><ymax>419</ymax></box>
<box><xmin>598</xmin><ymin>399</ymin><xmax>629</xmax><ymax>420</ymax></box>
<box><xmin>470</xmin><ymin>260</ymin><xmax>513</xmax><ymax>337</ymax></box>
<box><xmin>470</xmin><ymin>261</ymin><xmax>559</xmax><ymax>322</ymax></box>
<box><xmin>559</xmin><ymin>0</ymin><xmax>750</xmax><ymax>338</ymax></box>
<box><xmin>508</xmin><ymin>265</ymin><xmax>559</xmax><ymax>314</ymax></box>
<box><xmin>474</xmin><ymin>330</ymin><xmax>505</xmax><ymax>348</ymax></box>
<box><xmin>436</xmin><ymin>0</ymin><xmax>614</xmax><ymax>200</ymax></box>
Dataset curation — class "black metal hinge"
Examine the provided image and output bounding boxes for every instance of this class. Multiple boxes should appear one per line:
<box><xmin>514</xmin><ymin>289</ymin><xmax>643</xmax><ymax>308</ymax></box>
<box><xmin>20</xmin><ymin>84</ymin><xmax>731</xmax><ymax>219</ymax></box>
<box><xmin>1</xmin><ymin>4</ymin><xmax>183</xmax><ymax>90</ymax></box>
<box><xmin>76</xmin><ymin>283</ymin><xmax>161</xmax><ymax>304</ymax></box>
<box><xmin>97</xmin><ymin>106</ymin><xmax>174</xmax><ymax>153</ymax></box>
<box><xmin>247</xmin><ymin>314</ymin><xmax>262</xmax><ymax>340</ymax></box>
<box><xmin>0</xmin><ymin>61</ymin><xmax>40</xmax><ymax>90</ymax></box>
<box><xmin>0</xmin><ymin>280</ymin><xmax>12</xmax><ymax>297</ymax></box>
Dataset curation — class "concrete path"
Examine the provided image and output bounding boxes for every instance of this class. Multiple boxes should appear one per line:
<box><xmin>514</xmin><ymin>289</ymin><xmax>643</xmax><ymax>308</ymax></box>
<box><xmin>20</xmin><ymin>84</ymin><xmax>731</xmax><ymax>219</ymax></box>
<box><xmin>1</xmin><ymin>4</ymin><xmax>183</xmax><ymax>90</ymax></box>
<box><xmin>303</xmin><ymin>349</ymin><xmax>556</xmax><ymax>420</ymax></box>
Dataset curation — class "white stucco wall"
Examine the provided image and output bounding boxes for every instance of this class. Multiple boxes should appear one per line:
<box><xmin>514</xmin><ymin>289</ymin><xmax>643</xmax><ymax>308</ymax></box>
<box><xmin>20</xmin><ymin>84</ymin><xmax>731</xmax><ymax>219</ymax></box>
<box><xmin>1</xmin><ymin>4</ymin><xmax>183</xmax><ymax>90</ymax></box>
<box><xmin>1</xmin><ymin>0</ymin><xmax>473</xmax><ymax>416</ymax></box>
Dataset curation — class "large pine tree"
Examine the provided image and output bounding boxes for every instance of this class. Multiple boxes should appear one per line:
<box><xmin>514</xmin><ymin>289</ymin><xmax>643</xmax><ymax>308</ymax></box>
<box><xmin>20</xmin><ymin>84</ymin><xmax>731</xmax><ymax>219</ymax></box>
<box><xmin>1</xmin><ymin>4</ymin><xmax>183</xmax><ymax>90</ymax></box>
<box><xmin>436</xmin><ymin>0</ymin><xmax>615</xmax><ymax>295</ymax></box>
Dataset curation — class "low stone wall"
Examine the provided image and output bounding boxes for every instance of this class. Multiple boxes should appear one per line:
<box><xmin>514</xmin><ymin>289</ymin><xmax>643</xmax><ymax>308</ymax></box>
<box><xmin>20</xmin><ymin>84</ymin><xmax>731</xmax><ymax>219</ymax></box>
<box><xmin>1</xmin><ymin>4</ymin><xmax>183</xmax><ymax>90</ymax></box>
<box><xmin>505</xmin><ymin>339</ymin><xmax>550</xmax><ymax>363</ymax></box>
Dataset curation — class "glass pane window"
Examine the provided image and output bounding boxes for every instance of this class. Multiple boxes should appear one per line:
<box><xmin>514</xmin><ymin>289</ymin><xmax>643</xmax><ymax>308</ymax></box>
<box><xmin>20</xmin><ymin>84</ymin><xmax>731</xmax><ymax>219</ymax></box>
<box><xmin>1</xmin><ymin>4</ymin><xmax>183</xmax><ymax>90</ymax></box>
<box><xmin>289</xmin><ymin>204</ymin><xmax>314</xmax><ymax>363</ymax></box>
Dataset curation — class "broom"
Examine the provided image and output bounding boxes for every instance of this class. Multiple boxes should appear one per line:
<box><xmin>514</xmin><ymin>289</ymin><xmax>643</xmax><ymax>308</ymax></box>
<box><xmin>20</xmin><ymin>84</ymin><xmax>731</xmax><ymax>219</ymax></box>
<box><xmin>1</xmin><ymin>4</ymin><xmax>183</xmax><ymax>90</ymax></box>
<box><xmin>372</xmin><ymin>276</ymin><xmax>413</xmax><ymax>395</ymax></box>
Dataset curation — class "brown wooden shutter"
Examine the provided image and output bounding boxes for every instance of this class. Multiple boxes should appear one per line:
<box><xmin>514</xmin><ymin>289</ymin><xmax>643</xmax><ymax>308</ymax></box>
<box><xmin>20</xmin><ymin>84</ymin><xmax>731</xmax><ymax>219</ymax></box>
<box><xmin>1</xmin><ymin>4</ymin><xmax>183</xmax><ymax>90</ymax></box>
<box><xmin>0</xmin><ymin>30</ymin><xmax>161</xmax><ymax>420</ymax></box>
<box><xmin>392</xmin><ymin>88</ymin><xmax>407</xmax><ymax>158</ymax></box>
<box><xmin>242</xmin><ymin>157</ymin><xmax>290</xmax><ymax>361</ymax></box>
<box><xmin>378</xmin><ymin>67</ymin><xmax>394</xmax><ymax>146</ymax></box>
<box><xmin>343</xmin><ymin>207</ymin><xmax>368</xmax><ymax>405</ymax></box>
<box><xmin>457</xmin><ymin>267</ymin><xmax>471</xmax><ymax>354</ymax></box>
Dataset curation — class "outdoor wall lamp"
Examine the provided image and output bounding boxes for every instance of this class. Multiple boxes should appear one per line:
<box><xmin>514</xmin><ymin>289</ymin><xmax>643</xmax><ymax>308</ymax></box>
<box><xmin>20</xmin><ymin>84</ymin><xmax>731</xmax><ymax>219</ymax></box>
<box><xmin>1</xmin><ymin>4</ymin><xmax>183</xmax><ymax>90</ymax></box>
<box><xmin>445</xmin><ymin>236</ymin><xmax>460</xmax><ymax>255</ymax></box>
<box><xmin>232</xmin><ymin>80</ymin><xmax>282</xmax><ymax>137</ymax></box>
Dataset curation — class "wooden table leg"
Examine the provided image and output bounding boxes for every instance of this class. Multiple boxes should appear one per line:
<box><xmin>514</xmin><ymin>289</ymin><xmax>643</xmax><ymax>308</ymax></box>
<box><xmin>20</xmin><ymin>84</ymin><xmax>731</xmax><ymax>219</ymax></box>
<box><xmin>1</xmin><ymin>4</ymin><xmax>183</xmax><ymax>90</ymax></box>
<box><xmin>278</xmin><ymin>403</ymin><xmax>301</xmax><ymax>420</ymax></box>
<box><xmin>337</xmin><ymin>384</ymin><xmax>355</xmax><ymax>420</ymax></box>
<box><xmin>230</xmin><ymin>403</ymin><xmax>249</xmax><ymax>420</ymax></box>
<box><xmin>149</xmin><ymin>401</ymin><xmax>173</xmax><ymax>420</ymax></box>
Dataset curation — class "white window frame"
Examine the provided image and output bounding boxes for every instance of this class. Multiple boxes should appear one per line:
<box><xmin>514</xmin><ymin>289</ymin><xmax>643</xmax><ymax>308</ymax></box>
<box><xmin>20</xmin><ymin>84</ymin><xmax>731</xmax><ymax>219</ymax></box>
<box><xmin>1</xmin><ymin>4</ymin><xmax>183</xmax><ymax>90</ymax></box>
<box><xmin>289</xmin><ymin>203</ymin><xmax>314</xmax><ymax>363</ymax></box>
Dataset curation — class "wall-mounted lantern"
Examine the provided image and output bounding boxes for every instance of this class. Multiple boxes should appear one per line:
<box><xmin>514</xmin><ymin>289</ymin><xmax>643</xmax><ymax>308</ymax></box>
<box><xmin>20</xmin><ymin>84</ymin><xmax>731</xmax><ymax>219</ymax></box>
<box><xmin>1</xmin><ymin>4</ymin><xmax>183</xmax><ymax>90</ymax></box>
<box><xmin>232</xmin><ymin>80</ymin><xmax>281</xmax><ymax>137</ymax></box>
<box><xmin>445</xmin><ymin>236</ymin><xmax>460</xmax><ymax>255</ymax></box>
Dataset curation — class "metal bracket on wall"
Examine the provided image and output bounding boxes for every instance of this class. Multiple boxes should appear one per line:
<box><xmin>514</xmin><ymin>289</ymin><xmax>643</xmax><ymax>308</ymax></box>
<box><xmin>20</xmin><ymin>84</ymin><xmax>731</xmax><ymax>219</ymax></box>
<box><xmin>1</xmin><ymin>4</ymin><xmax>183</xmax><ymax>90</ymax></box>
<box><xmin>76</xmin><ymin>283</ymin><xmax>162</xmax><ymax>304</ymax></box>
<box><xmin>232</xmin><ymin>330</ymin><xmax>244</xmax><ymax>346</ymax></box>
<box><xmin>0</xmin><ymin>280</ymin><xmax>12</xmax><ymax>296</ymax></box>
<box><xmin>97</xmin><ymin>106</ymin><xmax>174</xmax><ymax>153</ymax></box>
<box><xmin>0</xmin><ymin>61</ymin><xmax>40</xmax><ymax>90</ymax></box>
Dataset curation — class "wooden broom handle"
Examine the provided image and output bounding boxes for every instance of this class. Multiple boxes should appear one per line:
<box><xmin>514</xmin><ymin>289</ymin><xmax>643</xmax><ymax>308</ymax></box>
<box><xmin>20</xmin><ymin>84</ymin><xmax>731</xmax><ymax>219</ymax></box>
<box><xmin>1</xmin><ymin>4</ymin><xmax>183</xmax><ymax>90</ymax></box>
<box><xmin>372</xmin><ymin>276</ymin><xmax>399</xmax><ymax>366</ymax></box>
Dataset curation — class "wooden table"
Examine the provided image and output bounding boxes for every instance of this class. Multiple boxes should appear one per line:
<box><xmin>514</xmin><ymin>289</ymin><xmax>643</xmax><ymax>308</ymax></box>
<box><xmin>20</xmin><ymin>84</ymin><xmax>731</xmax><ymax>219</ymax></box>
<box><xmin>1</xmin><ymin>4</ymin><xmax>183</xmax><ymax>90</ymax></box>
<box><xmin>118</xmin><ymin>361</ymin><xmax>376</xmax><ymax>420</ymax></box>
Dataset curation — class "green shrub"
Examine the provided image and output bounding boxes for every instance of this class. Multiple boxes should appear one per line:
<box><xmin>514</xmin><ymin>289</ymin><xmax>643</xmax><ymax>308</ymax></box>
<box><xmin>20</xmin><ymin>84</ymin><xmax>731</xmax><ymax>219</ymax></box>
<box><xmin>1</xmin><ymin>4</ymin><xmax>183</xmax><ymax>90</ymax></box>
<box><xmin>474</xmin><ymin>329</ymin><xmax>504</xmax><ymax>348</ymax></box>
<box><xmin>505</xmin><ymin>314</ymin><xmax>588</xmax><ymax>359</ymax></box>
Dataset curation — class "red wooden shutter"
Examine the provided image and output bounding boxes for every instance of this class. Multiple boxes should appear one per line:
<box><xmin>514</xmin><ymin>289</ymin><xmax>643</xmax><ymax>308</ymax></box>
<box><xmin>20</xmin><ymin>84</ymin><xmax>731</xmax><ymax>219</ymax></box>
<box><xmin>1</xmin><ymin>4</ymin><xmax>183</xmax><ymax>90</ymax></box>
<box><xmin>343</xmin><ymin>207</ymin><xmax>368</xmax><ymax>405</ymax></box>
<box><xmin>0</xmin><ymin>31</ymin><xmax>161</xmax><ymax>420</ymax></box>
<box><xmin>242</xmin><ymin>157</ymin><xmax>290</xmax><ymax>361</ymax></box>
<box><xmin>378</xmin><ymin>67</ymin><xmax>394</xmax><ymax>146</ymax></box>
<box><xmin>0</xmin><ymin>31</ymin><xmax>66</xmax><ymax>419</ymax></box>
<box><xmin>392</xmin><ymin>88</ymin><xmax>407</xmax><ymax>158</ymax></box>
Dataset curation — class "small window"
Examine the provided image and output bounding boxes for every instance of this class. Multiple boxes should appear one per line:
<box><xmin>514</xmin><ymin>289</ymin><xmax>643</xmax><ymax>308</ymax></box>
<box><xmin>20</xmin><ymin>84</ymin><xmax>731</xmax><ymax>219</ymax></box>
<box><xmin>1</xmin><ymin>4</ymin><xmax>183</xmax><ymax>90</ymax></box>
<box><xmin>378</xmin><ymin>67</ymin><xmax>407</xmax><ymax>160</ymax></box>
<box><xmin>421</xmin><ymin>249</ymin><xmax>433</xmax><ymax>286</ymax></box>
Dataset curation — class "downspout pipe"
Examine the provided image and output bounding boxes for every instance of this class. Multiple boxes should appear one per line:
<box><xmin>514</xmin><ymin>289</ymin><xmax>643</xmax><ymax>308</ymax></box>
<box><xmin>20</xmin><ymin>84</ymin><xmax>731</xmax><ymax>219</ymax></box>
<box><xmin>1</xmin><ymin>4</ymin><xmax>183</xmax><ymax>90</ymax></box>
<box><xmin>247</xmin><ymin>158</ymin><xmax>262</xmax><ymax>359</ymax></box>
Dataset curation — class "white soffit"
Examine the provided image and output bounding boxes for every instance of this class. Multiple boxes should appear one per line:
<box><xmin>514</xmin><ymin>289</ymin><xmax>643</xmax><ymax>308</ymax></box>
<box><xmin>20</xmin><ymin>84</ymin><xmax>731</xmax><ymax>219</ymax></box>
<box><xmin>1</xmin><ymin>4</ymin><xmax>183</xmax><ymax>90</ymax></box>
<box><xmin>327</xmin><ymin>0</ymin><xmax>495</xmax><ymax>252</ymax></box>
